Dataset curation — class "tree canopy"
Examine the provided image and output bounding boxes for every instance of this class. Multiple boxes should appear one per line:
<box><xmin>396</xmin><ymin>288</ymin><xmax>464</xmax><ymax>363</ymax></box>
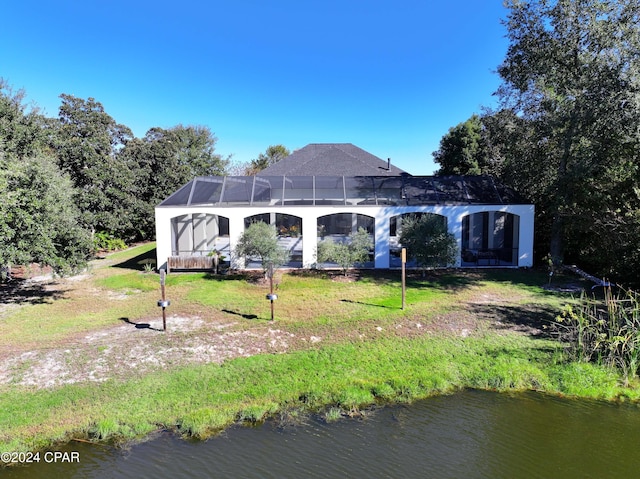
<box><xmin>0</xmin><ymin>79</ymin><xmax>231</xmax><ymax>277</ymax></box>
<box><xmin>245</xmin><ymin>144</ymin><xmax>290</xmax><ymax>175</ymax></box>
<box><xmin>494</xmin><ymin>0</ymin><xmax>640</xmax><ymax>279</ymax></box>
<box><xmin>0</xmin><ymin>80</ymin><xmax>47</xmax><ymax>159</ymax></box>
<box><xmin>51</xmin><ymin>94</ymin><xmax>138</xmax><ymax>237</ymax></box>
<box><xmin>432</xmin><ymin>114</ymin><xmax>490</xmax><ymax>175</ymax></box>
<box><xmin>0</xmin><ymin>83</ymin><xmax>91</xmax><ymax>276</ymax></box>
<box><xmin>431</xmin><ymin>0</ymin><xmax>640</xmax><ymax>284</ymax></box>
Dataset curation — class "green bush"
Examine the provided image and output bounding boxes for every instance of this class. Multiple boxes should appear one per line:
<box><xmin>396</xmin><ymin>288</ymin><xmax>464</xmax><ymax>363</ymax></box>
<box><xmin>93</xmin><ymin>231</ymin><xmax>127</xmax><ymax>252</ymax></box>
<box><xmin>235</xmin><ymin>221</ymin><xmax>289</xmax><ymax>275</ymax></box>
<box><xmin>317</xmin><ymin>227</ymin><xmax>373</xmax><ymax>275</ymax></box>
<box><xmin>398</xmin><ymin>214</ymin><xmax>457</xmax><ymax>272</ymax></box>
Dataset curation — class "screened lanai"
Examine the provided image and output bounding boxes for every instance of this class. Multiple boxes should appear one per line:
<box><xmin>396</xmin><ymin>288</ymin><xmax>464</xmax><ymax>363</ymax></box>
<box><xmin>159</xmin><ymin>175</ymin><xmax>525</xmax><ymax>207</ymax></box>
<box><xmin>155</xmin><ymin>175</ymin><xmax>534</xmax><ymax>271</ymax></box>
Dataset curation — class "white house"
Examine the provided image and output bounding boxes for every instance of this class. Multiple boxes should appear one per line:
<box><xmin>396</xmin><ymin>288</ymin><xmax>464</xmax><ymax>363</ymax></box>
<box><xmin>155</xmin><ymin>144</ymin><xmax>534</xmax><ymax>271</ymax></box>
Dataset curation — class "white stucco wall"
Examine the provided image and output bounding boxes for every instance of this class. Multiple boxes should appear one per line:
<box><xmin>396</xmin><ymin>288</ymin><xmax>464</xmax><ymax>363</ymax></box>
<box><xmin>155</xmin><ymin>204</ymin><xmax>535</xmax><ymax>271</ymax></box>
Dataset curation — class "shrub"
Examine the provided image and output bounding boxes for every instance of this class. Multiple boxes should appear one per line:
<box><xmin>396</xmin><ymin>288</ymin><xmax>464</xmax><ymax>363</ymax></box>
<box><xmin>235</xmin><ymin>221</ymin><xmax>289</xmax><ymax>276</ymax></box>
<box><xmin>93</xmin><ymin>231</ymin><xmax>127</xmax><ymax>252</ymax></box>
<box><xmin>552</xmin><ymin>287</ymin><xmax>640</xmax><ymax>385</ymax></box>
<box><xmin>317</xmin><ymin>227</ymin><xmax>373</xmax><ymax>275</ymax></box>
<box><xmin>398</xmin><ymin>214</ymin><xmax>457</xmax><ymax>273</ymax></box>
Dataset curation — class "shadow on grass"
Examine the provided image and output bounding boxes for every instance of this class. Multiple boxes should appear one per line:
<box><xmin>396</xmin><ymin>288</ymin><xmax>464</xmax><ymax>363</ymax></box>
<box><xmin>407</xmin><ymin>271</ymin><xmax>479</xmax><ymax>292</ymax></box>
<box><xmin>482</xmin><ymin>343</ymin><xmax>560</xmax><ymax>361</ymax></box>
<box><xmin>481</xmin><ymin>268</ymin><xmax>590</xmax><ymax>293</ymax></box>
<box><xmin>118</xmin><ymin>317</ymin><xmax>164</xmax><ymax>332</ymax></box>
<box><xmin>203</xmin><ymin>272</ymin><xmax>264</xmax><ymax>283</ymax></box>
<box><xmin>204</xmin><ymin>272</ymin><xmax>240</xmax><ymax>281</ymax></box>
<box><xmin>113</xmin><ymin>248</ymin><xmax>158</xmax><ymax>272</ymax></box>
<box><xmin>222</xmin><ymin>309</ymin><xmax>259</xmax><ymax>320</ymax></box>
<box><xmin>0</xmin><ymin>280</ymin><xmax>66</xmax><ymax>306</ymax></box>
<box><xmin>340</xmin><ymin>299</ymin><xmax>395</xmax><ymax>309</ymax></box>
<box><xmin>468</xmin><ymin>302</ymin><xmax>559</xmax><ymax>339</ymax></box>
<box><xmin>287</xmin><ymin>268</ymin><xmax>482</xmax><ymax>291</ymax></box>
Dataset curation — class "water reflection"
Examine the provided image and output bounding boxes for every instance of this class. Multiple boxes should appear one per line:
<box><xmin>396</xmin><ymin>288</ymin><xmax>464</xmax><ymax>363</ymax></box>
<box><xmin>4</xmin><ymin>390</ymin><xmax>640</xmax><ymax>478</ymax></box>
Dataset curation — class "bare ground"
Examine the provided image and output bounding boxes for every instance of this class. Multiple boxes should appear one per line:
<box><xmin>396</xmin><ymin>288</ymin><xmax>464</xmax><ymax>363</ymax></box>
<box><xmin>0</xmin><ymin>269</ymin><xmax>553</xmax><ymax>390</ymax></box>
<box><xmin>0</xmin><ymin>314</ymin><xmax>299</xmax><ymax>388</ymax></box>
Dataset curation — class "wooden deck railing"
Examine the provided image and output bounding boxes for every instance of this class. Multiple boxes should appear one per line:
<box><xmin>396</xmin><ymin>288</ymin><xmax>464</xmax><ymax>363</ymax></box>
<box><xmin>167</xmin><ymin>256</ymin><xmax>214</xmax><ymax>272</ymax></box>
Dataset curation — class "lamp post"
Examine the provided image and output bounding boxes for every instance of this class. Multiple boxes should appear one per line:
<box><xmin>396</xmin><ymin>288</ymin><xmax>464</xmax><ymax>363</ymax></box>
<box><xmin>265</xmin><ymin>262</ymin><xmax>277</xmax><ymax>321</ymax></box>
<box><xmin>401</xmin><ymin>248</ymin><xmax>406</xmax><ymax>310</ymax></box>
<box><xmin>158</xmin><ymin>269</ymin><xmax>170</xmax><ymax>331</ymax></box>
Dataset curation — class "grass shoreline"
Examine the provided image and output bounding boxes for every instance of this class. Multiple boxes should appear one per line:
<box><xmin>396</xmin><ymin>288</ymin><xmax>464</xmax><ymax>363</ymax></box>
<box><xmin>1</xmin><ymin>243</ymin><xmax>639</xmax><ymax>457</ymax></box>
<box><xmin>1</xmin><ymin>332</ymin><xmax>636</xmax><ymax>456</ymax></box>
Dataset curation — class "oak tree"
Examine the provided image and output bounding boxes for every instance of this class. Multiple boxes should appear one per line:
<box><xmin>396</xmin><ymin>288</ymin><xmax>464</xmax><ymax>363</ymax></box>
<box><xmin>433</xmin><ymin>114</ymin><xmax>491</xmax><ymax>176</ymax></box>
<box><xmin>496</xmin><ymin>0</ymin><xmax>640</xmax><ymax>271</ymax></box>
<box><xmin>245</xmin><ymin>144</ymin><xmax>290</xmax><ymax>175</ymax></box>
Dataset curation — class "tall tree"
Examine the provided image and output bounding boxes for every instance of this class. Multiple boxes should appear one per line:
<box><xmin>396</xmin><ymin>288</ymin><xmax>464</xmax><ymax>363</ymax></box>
<box><xmin>0</xmin><ymin>79</ymin><xmax>47</xmax><ymax>159</ymax></box>
<box><xmin>169</xmin><ymin>124</ymin><xmax>229</xmax><ymax>177</ymax></box>
<box><xmin>118</xmin><ymin>125</ymin><xmax>229</xmax><ymax>239</ymax></box>
<box><xmin>496</xmin><ymin>0</ymin><xmax>640</xmax><ymax>270</ymax></box>
<box><xmin>136</xmin><ymin>125</ymin><xmax>228</xmax><ymax>191</ymax></box>
<box><xmin>51</xmin><ymin>94</ymin><xmax>138</xmax><ymax>239</ymax></box>
<box><xmin>433</xmin><ymin>114</ymin><xmax>490</xmax><ymax>175</ymax></box>
<box><xmin>0</xmin><ymin>82</ymin><xmax>91</xmax><ymax>277</ymax></box>
<box><xmin>246</xmin><ymin>144</ymin><xmax>290</xmax><ymax>175</ymax></box>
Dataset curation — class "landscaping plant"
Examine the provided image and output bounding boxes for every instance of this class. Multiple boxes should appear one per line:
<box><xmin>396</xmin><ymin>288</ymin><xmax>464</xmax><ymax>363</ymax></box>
<box><xmin>235</xmin><ymin>221</ymin><xmax>289</xmax><ymax>276</ymax></box>
<box><xmin>398</xmin><ymin>214</ymin><xmax>457</xmax><ymax>275</ymax></box>
<box><xmin>316</xmin><ymin>227</ymin><xmax>373</xmax><ymax>275</ymax></box>
<box><xmin>553</xmin><ymin>287</ymin><xmax>640</xmax><ymax>385</ymax></box>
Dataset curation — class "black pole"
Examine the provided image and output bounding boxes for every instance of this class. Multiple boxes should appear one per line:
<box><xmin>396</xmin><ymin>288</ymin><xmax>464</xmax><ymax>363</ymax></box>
<box><xmin>269</xmin><ymin>263</ymin><xmax>275</xmax><ymax>321</ymax></box>
<box><xmin>160</xmin><ymin>269</ymin><xmax>167</xmax><ymax>331</ymax></box>
<box><xmin>401</xmin><ymin>248</ymin><xmax>406</xmax><ymax>310</ymax></box>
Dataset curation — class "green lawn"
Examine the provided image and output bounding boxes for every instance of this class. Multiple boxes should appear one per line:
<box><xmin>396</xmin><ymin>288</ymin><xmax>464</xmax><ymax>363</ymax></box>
<box><xmin>1</xmin><ymin>243</ymin><xmax>635</xmax><ymax>455</ymax></box>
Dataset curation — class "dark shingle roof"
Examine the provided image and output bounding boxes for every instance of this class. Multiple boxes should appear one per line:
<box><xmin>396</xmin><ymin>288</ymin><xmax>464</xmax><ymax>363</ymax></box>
<box><xmin>258</xmin><ymin>143</ymin><xmax>407</xmax><ymax>176</ymax></box>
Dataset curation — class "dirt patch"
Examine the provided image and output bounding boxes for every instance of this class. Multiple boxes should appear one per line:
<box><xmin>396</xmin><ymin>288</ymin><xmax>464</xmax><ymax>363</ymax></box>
<box><xmin>458</xmin><ymin>287</ymin><xmax>558</xmax><ymax>337</ymax></box>
<box><xmin>0</xmin><ymin>314</ymin><xmax>305</xmax><ymax>388</ymax></box>
<box><xmin>0</xmin><ymin>265</ymin><xmax>555</xmax><ymax>390</ymax></box>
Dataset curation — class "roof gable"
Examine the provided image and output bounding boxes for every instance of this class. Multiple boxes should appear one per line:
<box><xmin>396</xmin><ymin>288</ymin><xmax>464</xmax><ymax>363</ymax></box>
<box><xmin>258</xmin><ymin>143</ymin><xmax>407</xmax><ymax>176</ymax></box>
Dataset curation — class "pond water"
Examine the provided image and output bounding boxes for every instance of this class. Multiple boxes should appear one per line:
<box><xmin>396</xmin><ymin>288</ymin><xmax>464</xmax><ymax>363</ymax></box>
<box><xmin>4</xmin><ymin>390</ymin><xmax>640</xmax><ymax>478</ymax></box>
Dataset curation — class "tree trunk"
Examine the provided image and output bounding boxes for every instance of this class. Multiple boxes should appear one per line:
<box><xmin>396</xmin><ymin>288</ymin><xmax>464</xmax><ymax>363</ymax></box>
<box><xmin>550</xmin><ymin>114</ymin><xmax>577</xmax><ymax>266</ymax></box>
<box><xmin>549</xmin><ymin>214</ymin><xmax>564</xmax><ymax>266</ymax></box>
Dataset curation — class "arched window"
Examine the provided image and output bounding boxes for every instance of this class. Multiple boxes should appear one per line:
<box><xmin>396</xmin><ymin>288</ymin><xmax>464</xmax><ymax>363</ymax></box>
<box><xmin>317</xmin><ymin>213</ymin><xmax>374</xmax><ymax>238</ymax></box>
<box><xmin>243</xmin><ymin>213</ymin><xmax>304</xmax><ymax>267</ymax></box>
<box><xmin>461</xmin><ymin>212</ymin><xmax>520</xmax><ymax>265</ymax></box>
<box><xmin>171</xmin><ymin>214</ymin><xmax>229</xmax><ymax>256</ymax></box>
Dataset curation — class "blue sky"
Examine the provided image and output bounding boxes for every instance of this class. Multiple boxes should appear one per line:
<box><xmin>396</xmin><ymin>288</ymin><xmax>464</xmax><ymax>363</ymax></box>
<box><xmin>2</xmin><ymin>1</ymin><xmax>509</xmax><ymax>175</ymax></box>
